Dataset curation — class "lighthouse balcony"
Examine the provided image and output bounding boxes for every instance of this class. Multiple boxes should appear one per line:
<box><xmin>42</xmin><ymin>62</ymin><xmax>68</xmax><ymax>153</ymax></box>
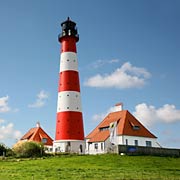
<box><xmin>58</xmin><ymin>31</ymin><xmax>79</xmax><ymax>42</ymax></box>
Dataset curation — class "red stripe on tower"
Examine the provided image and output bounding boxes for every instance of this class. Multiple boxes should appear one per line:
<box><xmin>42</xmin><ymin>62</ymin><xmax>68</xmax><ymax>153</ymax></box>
<box><xmin>53</xmin><ymin>17</ymin><xmax>85</xmax><ymax>153</ymax></box>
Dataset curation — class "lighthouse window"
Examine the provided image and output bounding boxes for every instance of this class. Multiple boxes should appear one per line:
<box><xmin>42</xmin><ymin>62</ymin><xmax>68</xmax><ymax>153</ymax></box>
<box><xmin>67</xmin><ymin>94</ymin><xmax>69</xmax><ymax>96</ymax></box>
<box><xmin>73</xmin><ymin>59</ymin><xmax>76</xmax><ymax>62</ymax></box>
<box><xmin>67</xmin><ymin>107</ymin><xmax>69</xmax><ymax>109</ymax></box>
<box><xmin>67</xmin><ymin>59</ymin><xmax>69</xmax><ymax>61</ymax></box>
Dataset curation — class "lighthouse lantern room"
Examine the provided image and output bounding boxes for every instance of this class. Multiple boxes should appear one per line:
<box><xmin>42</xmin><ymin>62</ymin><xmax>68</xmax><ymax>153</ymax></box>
<box><xmin>53</xmin><ymin>17</ymin><xmax>85</xmax><ymax>153</ymax></box>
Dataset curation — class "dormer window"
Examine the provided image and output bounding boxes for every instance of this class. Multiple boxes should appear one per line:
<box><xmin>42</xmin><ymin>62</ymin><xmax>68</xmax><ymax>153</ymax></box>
<box><xmin>129</xmin><ymin>120</ymin><xmax>140</xmax><ymax>130</ymax></box>
<box><xmin>99</xmin><ymin>126</ymin><xmax>109</xmax><ymax>131</ymax></box>
<box><xmin>133</xmin><ymin>125</ymin><xmax>140</xmax><ymax>130</ymax></box>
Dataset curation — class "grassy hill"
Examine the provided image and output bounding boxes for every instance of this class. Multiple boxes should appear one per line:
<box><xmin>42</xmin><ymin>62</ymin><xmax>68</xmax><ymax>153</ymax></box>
<box><xmin>0</xmin><ymin>154</ymin><xmax>180</xmax><ymax>179</ymax></box>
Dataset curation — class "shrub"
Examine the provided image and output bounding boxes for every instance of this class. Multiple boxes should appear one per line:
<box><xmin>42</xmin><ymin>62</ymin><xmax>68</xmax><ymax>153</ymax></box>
<box><xmin>6</xmin><ymin>148</ymin><xmax>15</xmax><ymax>157</ymax></box>
<box><xmin>13</xmin><ymin>141</ymin><xmax>44</xmax><ymax>158</ymax></box>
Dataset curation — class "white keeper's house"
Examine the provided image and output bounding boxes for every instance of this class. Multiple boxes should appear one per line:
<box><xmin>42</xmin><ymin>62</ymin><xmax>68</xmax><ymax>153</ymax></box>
<box><xmin>85</xmin><ymin>104</ymin><xmax>161</xmax><ymax>155</ymax></box>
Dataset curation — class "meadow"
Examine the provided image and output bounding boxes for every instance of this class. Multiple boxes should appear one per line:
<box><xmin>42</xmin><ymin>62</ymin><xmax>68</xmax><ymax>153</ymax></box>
<box><xmin>0</xmin><ymin>154</ymin><xmax>180</xmax><ymax>180</ymax></box>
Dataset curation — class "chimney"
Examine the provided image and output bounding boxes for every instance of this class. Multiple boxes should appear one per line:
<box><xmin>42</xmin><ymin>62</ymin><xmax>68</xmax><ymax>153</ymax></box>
<box><xmin>113</xmin><ymin>102</ymin><xmax>123</xmax><ymax>112</ymax></box>
<box><xmin>36</xmin><ymin>122</ymin><xmax>40</xmax><ymax>128</ymax></box>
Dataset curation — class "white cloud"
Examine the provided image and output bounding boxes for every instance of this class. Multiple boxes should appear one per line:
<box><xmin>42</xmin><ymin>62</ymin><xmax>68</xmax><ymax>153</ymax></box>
<box><xmin>0</xmin><ymin>119</ymin><xmax>5</xmax><ymax>124</ymax></box>
<box><xmin>28</xmin><ymin>90</ymin><xmax>49</xmax><ymax>108</ymax></box>
<box><xmin>38</xmin><ymin>90</ymin><xmax>49</xmax><ymax>99</ymax></box>
<box><xmin>133</xmin><ymin>103</ymin><xmax>180</xmax><ymax>127</ymax></box>
<box><xmin>0</xmin><ymin>96</ymin><xmax>11</xmax><ymax>113</ymax></box>
<box><xmin>90</xmin><ymin>59</ymin><xmax>120</xmax><ymax>69</ymax></box>
<box><xmin>0</xmin><ymin>119</ymin><xmax>22</xmax><ymax>141</ymax></box>
<box><xmin>84</xmin><ymin>62</ymin><xmax>151</xmax><ymax>89</ymax></box>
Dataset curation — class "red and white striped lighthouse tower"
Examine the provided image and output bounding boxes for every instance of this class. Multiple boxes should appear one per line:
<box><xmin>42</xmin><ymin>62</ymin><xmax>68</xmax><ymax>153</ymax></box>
<box><xmin>53</xmin><ymin>17</ymin><xmax>85</xmax><ymax>153</ymax></box>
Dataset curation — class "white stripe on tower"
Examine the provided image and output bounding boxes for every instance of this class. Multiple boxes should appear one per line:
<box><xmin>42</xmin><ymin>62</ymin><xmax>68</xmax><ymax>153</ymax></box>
<box><xmin>57</xmin><ymin>91</ymin><xmax>82</xmax><ymax>113</ymax></box>
<box><xmin>60</xmin><ymin>52</ymin><xmax>78</xmax><ymax>72</ymax></box>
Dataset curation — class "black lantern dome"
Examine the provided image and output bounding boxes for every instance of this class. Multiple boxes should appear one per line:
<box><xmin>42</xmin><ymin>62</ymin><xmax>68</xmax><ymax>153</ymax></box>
<box><xmin>58</xmin><ymin>17</ymin><xmax>79</xmax><ymax>42</ymax></box>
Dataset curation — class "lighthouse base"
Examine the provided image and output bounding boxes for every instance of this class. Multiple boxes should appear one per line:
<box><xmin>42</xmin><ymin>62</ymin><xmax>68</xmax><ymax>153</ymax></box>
<box><xmin>53</xmin><ymin>140</ymin><xmax>85</xmax><ymax>154</ymax></box>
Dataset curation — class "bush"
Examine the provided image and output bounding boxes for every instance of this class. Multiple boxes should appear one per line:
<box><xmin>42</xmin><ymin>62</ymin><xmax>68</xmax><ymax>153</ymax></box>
<box><xmin>13</xmin><ymin>141</ymin><xmax>44</xmax><ymax>158</ymax></box>
<box><xmin>6</xmin><ymin>148</ymin><xmax>15</xmax><ymax>157</ymax></box>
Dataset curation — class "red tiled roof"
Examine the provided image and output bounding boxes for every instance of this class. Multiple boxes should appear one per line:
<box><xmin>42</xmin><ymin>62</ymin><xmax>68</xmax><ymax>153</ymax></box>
<box><xmin>21</xmin><ymin>126</ymin><xmax>53</xmax><ymax>146</ymax></box>
<box><xmin>86</xmin><ymin>110</ymin><xmax>156</xmax><ymax>142</ymax></box>
<box><xmin>88</xmin><ymin>130</ymin><xmax>109</xmax><ymax>143</ymax></box>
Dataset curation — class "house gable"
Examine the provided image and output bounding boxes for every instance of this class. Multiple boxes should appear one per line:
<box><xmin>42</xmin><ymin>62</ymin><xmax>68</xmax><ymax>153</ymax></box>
<box><xmin>21</xmin><ymin>126</ymin><xmax>53</xmax><ymax>146</ymax></box>
<box><xmin>119</xmin><ymin>111</ymin><xmax>156</xmax><ymax>138</ymax></box>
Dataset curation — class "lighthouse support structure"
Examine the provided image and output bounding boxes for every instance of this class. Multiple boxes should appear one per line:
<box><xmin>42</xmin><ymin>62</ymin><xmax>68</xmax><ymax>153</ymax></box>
<box><xmin>53</xmin><ymin>18</ymin><xmax>85</xmax><ymax>153</ymax></box>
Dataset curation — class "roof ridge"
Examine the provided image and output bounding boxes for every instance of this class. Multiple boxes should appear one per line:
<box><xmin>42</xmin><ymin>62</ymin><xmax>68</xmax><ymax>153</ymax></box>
<box><xmin>30</xmin><ymin>127</ymin><xmax>40</xmax><ymax>140</ymax></box>
<box><xmin>118</xmin><ymin>110</ymin><xmax>128</xmax><ymax>134</ymax></box>
<box><xmin>20</xmin><ymin>127</ymin><xmax>36</xmax><ymax>140</ymax></box>
<box><xmin>39</xmin><ymin>127</ymin><xmax>53</xmax><ymax>140</ymax></box>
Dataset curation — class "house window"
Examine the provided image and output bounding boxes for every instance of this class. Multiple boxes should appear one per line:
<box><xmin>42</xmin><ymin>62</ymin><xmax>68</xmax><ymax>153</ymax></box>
<box><xmin>94</xmin><ymin>143</ymin><xmax>98</xmax><ymax>149</ymax></box>
<box><xmin>88</xmin><ymin>142</ymin><xmax>92</xmax><ymax>150</ymax></box>
<box><xmin>101</xmin><ymin>143</ymin><xmax>103</xmax><ymax>150</ymax></box>
<box><xmin>42</xmin><ymin>138</ymin><xmax>47</xmax><ymax>144</ymax></box>
<box><xmin>134</xmin><ymin>140</ymin><xmax>138</xmax><ymax>146</ymax></box>
<box><xmin>125</xmin><ymin>139</ymin><xmax>128</xmax><ymax>145</ymax></box>
<box><xmin>146</xmin><ymin>141</ymin><xmax>152</xmax><ymax>147</ymax></box>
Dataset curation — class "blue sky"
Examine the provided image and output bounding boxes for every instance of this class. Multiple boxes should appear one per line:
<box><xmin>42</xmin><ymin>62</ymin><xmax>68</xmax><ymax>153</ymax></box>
<box><xmin>0</xmin><ymin>0</ymin><xmax>180</xmax><ymax>148</ymax></box>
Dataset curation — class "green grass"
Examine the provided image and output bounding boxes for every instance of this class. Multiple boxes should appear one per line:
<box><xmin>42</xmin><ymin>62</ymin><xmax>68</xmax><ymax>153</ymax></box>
<box><xmin>0</xmin><ymin>154</ymin><xmax>180</xmax><ymax>179</ymax></box>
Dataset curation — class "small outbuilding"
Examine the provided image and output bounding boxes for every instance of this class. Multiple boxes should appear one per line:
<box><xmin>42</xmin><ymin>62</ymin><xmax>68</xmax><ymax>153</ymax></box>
<box><xmin>19</xmin><ymin>122</ymin><xmax>53</xmax><ymax>152</ymax></box>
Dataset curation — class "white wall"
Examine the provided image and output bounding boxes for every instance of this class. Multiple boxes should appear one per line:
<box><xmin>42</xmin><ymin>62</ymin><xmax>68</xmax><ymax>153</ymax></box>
<box><xmin>85</xmin><ymin>135</ymin><xmax>160</xmax><ymax>154</ymax></box>
<box><xmin>86</xmin><ymin>141</ymin><xmax>105</xmax><ymax>155</ymax></box>
<box><xmin>118</xmin><ymin>135</ymin><xmax>160</xmax><ymax>147</ymax></box>
<box><xmin>85</xmin><ymin>138</ymin><xmax>117</xmax><ymax>155</ymax></box>
<box><xmin>45</xmin><ymin>145</ymin><xmax>53</xmax><ymax>153</ymax></box>
<box><xmin>53</xmin><ymin>140</ymin><xmax>85</xmax><ymax>154</ymax></box>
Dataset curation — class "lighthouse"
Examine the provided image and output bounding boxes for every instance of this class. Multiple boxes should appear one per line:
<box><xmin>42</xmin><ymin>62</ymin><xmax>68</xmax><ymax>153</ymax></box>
<box><xmin>53</xmin><ymin>17</ymin><xmax>85</xmax><ymax>153</ymax></box>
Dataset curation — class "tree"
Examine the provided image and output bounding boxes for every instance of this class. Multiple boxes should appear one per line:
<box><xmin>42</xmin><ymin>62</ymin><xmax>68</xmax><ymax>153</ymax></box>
<box><xmin>0</xmin><ymin>143</ymin><xmax>6</xmax><ymax>156</ymax></box>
